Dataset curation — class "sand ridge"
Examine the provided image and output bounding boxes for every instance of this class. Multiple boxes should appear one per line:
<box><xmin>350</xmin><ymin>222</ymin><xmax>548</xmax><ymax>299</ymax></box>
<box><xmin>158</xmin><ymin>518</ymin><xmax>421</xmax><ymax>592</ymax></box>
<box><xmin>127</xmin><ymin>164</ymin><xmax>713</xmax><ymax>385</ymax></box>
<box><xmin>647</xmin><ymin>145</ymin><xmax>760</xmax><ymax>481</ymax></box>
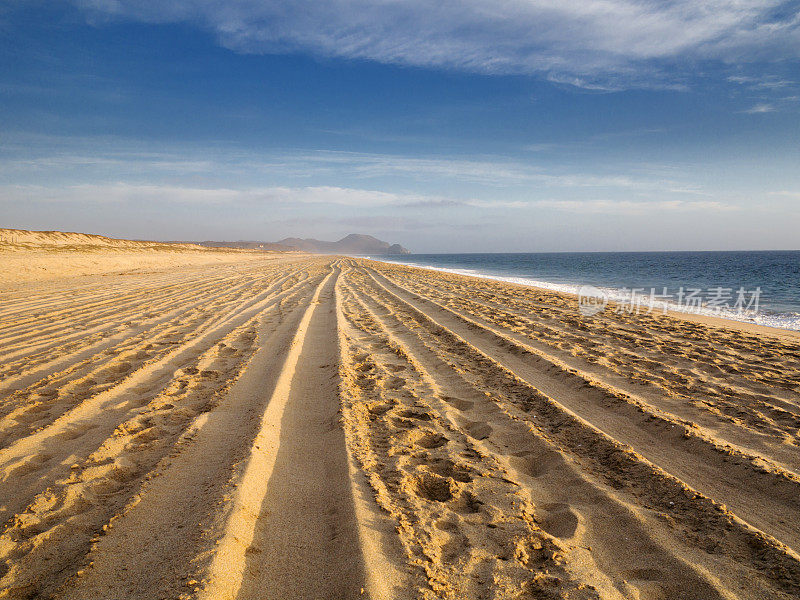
<box><xmin>0</xmin><ymin>250</ymin><xmax>798</xmax><ymax>599</ymax></box>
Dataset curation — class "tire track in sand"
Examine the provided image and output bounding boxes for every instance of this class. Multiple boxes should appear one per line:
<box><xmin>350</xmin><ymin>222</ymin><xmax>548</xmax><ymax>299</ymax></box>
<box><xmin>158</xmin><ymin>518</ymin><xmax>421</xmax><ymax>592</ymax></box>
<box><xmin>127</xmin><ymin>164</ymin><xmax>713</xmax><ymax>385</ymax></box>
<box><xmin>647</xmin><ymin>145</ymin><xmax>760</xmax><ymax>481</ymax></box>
<box><xmin>0</xmin><ymin>268</ymin><xmax>306</xmax><ymax>443</ymax></box>
<box><xmin>199</xmin><ymin>262</ymin><xmax>374</xmax><ymax>600</ymax></box>
<box><xmin>0</xmin><ymin>268</ymin><xmax>321</xmax><ymax>525</ymax></box>
<box><xmin>344</xmin><ymin>263</ymin><xmax>800</xmax><ymax>597</ymax></box>
<box><xmin>341</xmin><ymin>266</ymin><xmax>746</xmax><ymax>599</ymax></box>
<box><xmin>365</xmin><ymin>266</ymin><xmax>800</xmax><ymax>555</ymax></box>
<box><xmin>3</xmin><ymin>253</ymin><xmax>798</xmax><ymax>599</ymax></box>
<box><xmin>49</xmin><ymin>266</ymin><xmax>328</xmax><ymax>600</ymax></box>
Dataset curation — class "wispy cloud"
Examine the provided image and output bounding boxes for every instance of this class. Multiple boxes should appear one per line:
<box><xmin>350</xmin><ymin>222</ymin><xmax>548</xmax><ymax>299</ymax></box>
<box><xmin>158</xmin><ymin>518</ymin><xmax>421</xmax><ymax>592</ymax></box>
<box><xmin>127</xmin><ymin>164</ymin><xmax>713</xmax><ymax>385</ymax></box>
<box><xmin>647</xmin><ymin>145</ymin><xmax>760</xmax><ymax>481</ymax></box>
<box><xmin>246</xmin><ymin>151</ymin><xmax>698</xmax><ymax>193</ymax></box>
<box><xmin>74</xmin><ymin>1</ymin><xmax>800</xmax><ymax>88</ymax></box>
<box><xmin>0</xmin><ymin>182</ymin><xmax>460</xmax><ymax>208</ymax></box>
<box><xmin>0</xmin><ymin>181</ymin><xmax>542</xmax><ymax>210</ymax></box>
<box><xmin>744</xmin><ymin>103</ymin><xmax>777</xmax><ymax>113</ymax></box>
<box><xmin>770</xmin><ymin>190</ymin><xmax>800</xmax><ymax>199</ymax></box>
<box><xmin>0</xmin><ymin>182</ymin><xmax>522</xmax><ymax>210</ymax></box>
<box><xmin>533</xmin><ymin>199</ymin><xmax>737</xmax><ymax>214</ymax></box>
<box><xmin>728</xmin><ymin>74</ymin><xmax>800</xmax><ymax>111</ymax></box>
<box><xmin>728</xmin><ymin>75</ymin><xmax>796</xmax><ymax>89</ymax></box>
<box><xmin>1</xmin><ymin>141</ymin><xmax>704</xmax><ymax>196</ymax></box>
<box><xmin>1</xmin><ymin>183</ymin><xmax>738</xmax><ymax>215</ymax></box>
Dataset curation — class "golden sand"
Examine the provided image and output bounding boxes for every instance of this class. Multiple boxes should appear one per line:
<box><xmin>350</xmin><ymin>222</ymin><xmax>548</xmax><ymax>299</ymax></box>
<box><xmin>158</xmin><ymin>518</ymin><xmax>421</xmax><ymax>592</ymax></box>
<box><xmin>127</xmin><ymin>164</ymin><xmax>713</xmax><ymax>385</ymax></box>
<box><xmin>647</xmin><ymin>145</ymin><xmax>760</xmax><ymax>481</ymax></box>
<box><xmin>0</xmin><ymin>236</ymin><xmax>799</xmax><ymax>599</ymax></box>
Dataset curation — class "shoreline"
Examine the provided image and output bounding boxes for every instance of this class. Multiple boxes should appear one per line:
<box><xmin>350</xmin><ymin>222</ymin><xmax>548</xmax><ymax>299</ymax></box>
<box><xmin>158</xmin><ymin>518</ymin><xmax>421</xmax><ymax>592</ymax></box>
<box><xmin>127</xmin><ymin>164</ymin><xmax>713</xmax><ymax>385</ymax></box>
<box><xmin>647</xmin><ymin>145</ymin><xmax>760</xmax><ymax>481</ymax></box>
<box><xmin>366</xmin><ymin>255</ymin><xmax>800</xmax><ymax>339</ymax></box>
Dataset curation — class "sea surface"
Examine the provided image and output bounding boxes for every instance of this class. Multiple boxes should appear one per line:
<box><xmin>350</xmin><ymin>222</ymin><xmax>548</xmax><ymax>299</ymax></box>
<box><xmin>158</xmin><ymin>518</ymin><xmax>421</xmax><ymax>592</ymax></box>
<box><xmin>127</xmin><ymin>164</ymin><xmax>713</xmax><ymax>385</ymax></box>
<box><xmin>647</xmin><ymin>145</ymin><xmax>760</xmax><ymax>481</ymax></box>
<box><xmin>366</xmin><ymin>251</ymin><xmax>800</xmax><ymax>331</ymax></box>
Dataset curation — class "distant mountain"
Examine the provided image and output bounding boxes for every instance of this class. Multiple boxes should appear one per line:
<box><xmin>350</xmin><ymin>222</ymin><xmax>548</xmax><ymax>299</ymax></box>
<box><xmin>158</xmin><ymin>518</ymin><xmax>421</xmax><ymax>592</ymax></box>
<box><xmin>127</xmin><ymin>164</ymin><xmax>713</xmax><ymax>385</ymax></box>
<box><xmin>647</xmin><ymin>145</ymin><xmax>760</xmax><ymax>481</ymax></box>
<box><xmin>168</xmin><ymin>234</ymin><xmax>409</xmax><ymax>254</ymax></box>
<box><xmin>276</xmin><ymin>234</ymin><xmax>410</xmax><ymax>255</ymax></box>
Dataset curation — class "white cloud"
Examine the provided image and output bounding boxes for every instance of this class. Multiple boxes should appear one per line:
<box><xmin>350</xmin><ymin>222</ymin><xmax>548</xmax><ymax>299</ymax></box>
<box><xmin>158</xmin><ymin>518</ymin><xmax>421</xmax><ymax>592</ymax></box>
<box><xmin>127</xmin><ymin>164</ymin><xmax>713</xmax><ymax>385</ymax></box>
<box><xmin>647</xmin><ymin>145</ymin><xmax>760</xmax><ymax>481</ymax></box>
<box><xmin>2</xmin><ymin>183</ymin><xmax>739</xmax><ymax>215</ymax></box>
<box><xmin>245</xmin><ymin>151</ymin><xmax>694</xmax><ymax>192</ymax></box>
<box><xmin>0</xmin><ymin>182</ymin><xmax>455</xmax><ymax>207</ymax></box>
<box><xmin>1</xmin><ymin>183</ymin><xmax>244</xmax><ymax>204</ymax></box>
<box><xmin>744</xmin><ymin>103</ymin><xmax>777</xmax><ymax>113</ymax></box>
<box><xmin>0</xmin><ymin>181</ymin><xmax>549</xmax><ymax>209</ymax></box>
<box><xmin>74</xmin><ymin>1</ymin><xmax>800</xmax><ymax>86</ymax></box>
<box><xmin>770</xmin><ymin>190</ymin><xmax>800</xmax><ymax>199</ymax></box>
<box><xmin>727</xmin><ymin>75</ymin><xmax>797</xmax><ymax>89</ymax></box>
<box><xmin>1</xmin><ymin>143</ymin><xmax>701</xmax><ymax>195</ymax></box>
<box><xmin>533</xmin><ymin>199</ymin><xmax>737</xmax><ymax>214</ymax></box>
<box><xmin>1</xmin><ymin>182</ymin><xmax>523</xmax><ymax>209</ymax></box>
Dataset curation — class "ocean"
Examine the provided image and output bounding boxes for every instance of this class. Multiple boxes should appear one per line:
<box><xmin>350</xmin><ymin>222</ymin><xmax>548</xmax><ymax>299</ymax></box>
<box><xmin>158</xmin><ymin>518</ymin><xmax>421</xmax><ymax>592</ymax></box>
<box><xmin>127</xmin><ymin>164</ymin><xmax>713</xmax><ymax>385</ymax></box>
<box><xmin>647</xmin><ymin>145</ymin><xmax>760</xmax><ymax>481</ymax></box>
<box><xmin>367</xmin><ymin>251</ymin><xmax>800</xmax><ymax>332</ymax></box>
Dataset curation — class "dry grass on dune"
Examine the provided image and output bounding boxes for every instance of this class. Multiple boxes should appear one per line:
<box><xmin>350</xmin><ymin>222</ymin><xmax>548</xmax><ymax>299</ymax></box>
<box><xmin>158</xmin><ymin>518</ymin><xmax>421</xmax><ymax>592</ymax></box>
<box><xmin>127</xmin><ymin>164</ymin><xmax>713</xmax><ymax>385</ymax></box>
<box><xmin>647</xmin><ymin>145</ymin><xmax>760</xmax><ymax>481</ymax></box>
<box><xmin>0</xmin><ymin>247</ymin><xmax>798</xmax><ymax>599</ymax></box>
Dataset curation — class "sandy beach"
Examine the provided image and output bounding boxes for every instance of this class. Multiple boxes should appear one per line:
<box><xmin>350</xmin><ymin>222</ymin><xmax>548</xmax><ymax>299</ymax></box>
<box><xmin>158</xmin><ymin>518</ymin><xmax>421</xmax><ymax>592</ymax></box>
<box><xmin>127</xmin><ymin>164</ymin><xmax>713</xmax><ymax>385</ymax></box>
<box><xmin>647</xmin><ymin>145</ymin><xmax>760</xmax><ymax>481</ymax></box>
<box><xmin>1</xmin><ymin>241</ymin><xmax>799</xmax><ymax>599</ymax></box>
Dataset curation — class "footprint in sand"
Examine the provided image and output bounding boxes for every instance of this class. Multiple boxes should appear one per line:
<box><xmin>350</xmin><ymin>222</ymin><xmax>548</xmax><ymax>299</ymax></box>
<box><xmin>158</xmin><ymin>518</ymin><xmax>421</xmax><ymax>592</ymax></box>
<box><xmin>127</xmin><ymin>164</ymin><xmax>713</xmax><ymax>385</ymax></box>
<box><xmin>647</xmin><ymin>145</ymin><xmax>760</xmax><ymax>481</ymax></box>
<box><xmin>414</xmin><ymin>472</ymin><xmax>457</xmax><ymax>502</ymax></box>
<box><xmin>427</xmin><ymin>458</ymin><xmax>473</xmax><ymax>483</ymax></box>
<box><xmin>397</xmin><ymin>408</ymin><xmax>432</xmax><ymax>421</ymax></box>
<box><xmin>441</xmin><ymin>396</ymin><xmax>474</xmax><ymax>411</ymax></box>
<box><xmin>75</xmin><ymin>378</ymin><xmax>98</xmax><ymax>390</ymax></box>
<box><xmin>368</xmin><ymin>401</ymin><xmax>394</xmax><ymax>416</ymax></box>
<box><xmin>413</xmin><ymin>431</ymin><xmax>449</xmax><ymax>449</ymax></box>
<box><xmin>384</xmin><ymin>376</ymin><xmax>405</xmax><ymax>390</ymax></box>
<box><xmin>218</xmin><ymin>345</ymin><xmax>237</xmax><ymax>357</ymax></box>
<box><xmin>620</xmin><ymin>568</ymin><xmax>680</xmax><ymax>598</ymax></box>
<box><xmin>464</xmin><ymin>420</ymin><xmax>492</xmax><ymax>440</ymax></box>
<box><xmin>538</xmin><ymin>502</ymin><xmax>579</xmax><ymax>539</ymax></box>
<box><xmin>3</xmin><ymin>452</ymin><xmax>54</xmax><ymax>479</ymax></box>
<box><xmin>508</xmin><ymin>449</ymin><xmax>562</xmax><ymax>478</ymax></box>
<box><xmin>106</xmin><ymin>361</ymin><xmax>133</xmax><ymax>376</ymax></box>
<box><xmin>57</xmin><ymin>423</ymin><xmax>95</xmax><ymax>441</ymax></box>
<box><xmin>453</xmin><ymin>488</ymin><xmax>482</xmax><ymax>514</ymax></box>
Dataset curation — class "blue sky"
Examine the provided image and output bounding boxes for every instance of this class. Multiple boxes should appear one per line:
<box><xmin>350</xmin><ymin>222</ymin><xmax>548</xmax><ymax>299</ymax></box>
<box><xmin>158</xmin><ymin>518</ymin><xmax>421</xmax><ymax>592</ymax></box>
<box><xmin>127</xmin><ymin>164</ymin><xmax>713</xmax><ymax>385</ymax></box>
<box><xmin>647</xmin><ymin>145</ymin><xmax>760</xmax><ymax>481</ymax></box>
<box><xmin>1</xmin><ymin>1</ymin><xmax>799</xmax><ymax>251</ymax></box>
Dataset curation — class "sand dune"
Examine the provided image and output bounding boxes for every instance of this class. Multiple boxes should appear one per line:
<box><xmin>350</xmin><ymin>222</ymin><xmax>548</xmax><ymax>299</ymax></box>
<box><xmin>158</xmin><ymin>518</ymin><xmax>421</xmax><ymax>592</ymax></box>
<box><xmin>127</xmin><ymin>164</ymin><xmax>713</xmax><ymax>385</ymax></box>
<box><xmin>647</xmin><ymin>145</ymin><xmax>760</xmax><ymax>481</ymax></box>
<box><xmin>0</xmin><ymin>228</ymin><xmax>269</xmax><ymax>284</ymax></box>
<box><xmin>0</xmin><ymin>250</ymin><xmax>798</xmax><ymax>599</ymax></box>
